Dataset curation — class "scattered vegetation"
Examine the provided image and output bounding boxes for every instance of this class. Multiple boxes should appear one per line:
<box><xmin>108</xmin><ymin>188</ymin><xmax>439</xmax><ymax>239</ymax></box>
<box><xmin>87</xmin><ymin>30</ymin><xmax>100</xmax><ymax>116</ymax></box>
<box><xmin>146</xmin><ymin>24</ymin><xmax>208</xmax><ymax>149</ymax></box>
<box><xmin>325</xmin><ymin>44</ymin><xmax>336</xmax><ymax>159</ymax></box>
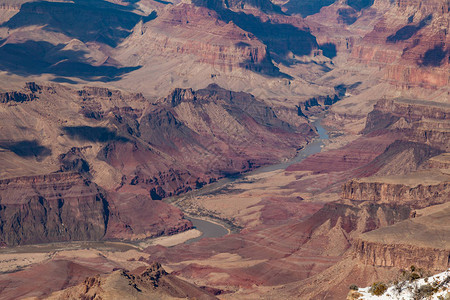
<box><xmin>361</xmin><ymin>268</ymin><xmax>449</xmax><ymax>299</ymax></box>
<box><xmin>397</xmin><ymin>267</ymin><xmax>450</xmax><ymax>299</ymax></box>
<box><xmin>349</xmin><ymin>284</ymin><xmax>359</xmax><ymax>291</ymax></box>
<box><xmin>437</xmin><ymin>293</ymin><xmax>450</xmax><ymax>300</ymax></box>
<box><xmin>393</xmin><ymin>266</ymin><xmax>428</xmax><ymax>294</ymax></box>
<box><xmin>414</xmin><ymin>283</ymin><xmax>438</xmax><ymax>299</ymax></box>
<box><xmin>370</xmin><ymin>282</ymin><xmax>387</xmax><ymax>296</ymax></box>
<box><xmin>402</xmin><ymin>265</ymin><xmax>427</xmax><ymax>282</ymax></box>
<box><xmin>348</xmin><ymin>291</ymin><xmax>363</xmax><ymax>299</ymax></box>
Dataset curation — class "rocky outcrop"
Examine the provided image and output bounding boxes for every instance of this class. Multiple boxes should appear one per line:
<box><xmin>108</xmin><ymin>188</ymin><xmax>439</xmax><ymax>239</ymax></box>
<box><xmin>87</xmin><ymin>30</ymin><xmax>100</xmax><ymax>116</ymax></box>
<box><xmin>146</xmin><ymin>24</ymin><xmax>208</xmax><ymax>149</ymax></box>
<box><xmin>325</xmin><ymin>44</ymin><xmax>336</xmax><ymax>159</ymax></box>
<box><xmin>351</xmin><ymin>199</ymin><xmax>450</xmax><ymax>271</ymax></box>
<box><xmin>0</xmin><ymin>4</ymin><xmax>20</xmax><ymax>23</ymax></box>
<box><xmin>353</xmin><ymin>239</ymin><xmax>449</xmax><ymax>271</ymax></box>
<box><xmin>297</xmin><ymin>93</ymin><xmax>341</xmax><ymax>116</ymax></box>
<box><xmin>364</xmin><ymin>99</ymin><xmax>450</xmax><ymax>130</ymax></box>
<box><xmin>165</xmin><ymin>87</ymin><xmax>196</xmax><ymax>107</ymax></box>
<box><xmin>24</xmin><ymin>82</ymin><xmax>41</xmax><ymax>93</ymax></box>
<box><xmin>303</xmin><ymin>199</ymin><xmax>413</xmax><ymax>239</ymax></box>
<box><xmin>101</xmin><ymin>84</ymin><xmax>312</xmax><ymax>198</ymax></box>
<box><xmin>0</xmin><ymin>82</ymin><xmax>56</xmax><ymax>104</ymax></box>
<box><xmin>47</xmin><ymin>262</ymin><xmax>217</xmax><ymax>300</ymax></box>
<box><xmin>193</xmin><ymin>0</ymin><xmax>281</xmax><ymax>12</ymax></box>
<box><xmin>0</xmin><ymin>91</ymin><xmax>36</xmax><ymax>103</ymax></box>
<box><xmin>342</xmin><ymin>174</ymin><xmax>450</xmax><ymax>208</ymax></box>
<box><xmin>0</xmin><ymin>172</ymin><xmax>108</xmax><ymax>246</ymax></box>
<box><xmin>58</xmin><ymin>147</ymin><xmax>91</xmax><ymax>174</ymax></box>
<box><xmin>363</xmin><ymin>99</ymin><xmax>450</xmax><ymax>151</ymax></box>
<box><xmin>78</xmin><ymin>86</ymin><xmax>145</xmax><ymax>102</ymax></box>
<box><xmin>0</xmin><ymin>170</ymin><xmax>193</xmax><ymax>245</ymax></box>
<box><xmin>358</xmin><ymin>140</ymin><xmax>444</xmax><ymax>177</ymax></box>
<box><xmin>0</xmin><ymin>4</ymin><xmax>20</xmax><ymax>11</ymax></box>
<box><xmin>77</xmin><ymin>86</ymin><xmax>144</xmax><ymax>120</ymax></box>
<box><xmin>393</xmin><ymin>0</ymin><xmax>448</xmax><ymax>14</ymax></box>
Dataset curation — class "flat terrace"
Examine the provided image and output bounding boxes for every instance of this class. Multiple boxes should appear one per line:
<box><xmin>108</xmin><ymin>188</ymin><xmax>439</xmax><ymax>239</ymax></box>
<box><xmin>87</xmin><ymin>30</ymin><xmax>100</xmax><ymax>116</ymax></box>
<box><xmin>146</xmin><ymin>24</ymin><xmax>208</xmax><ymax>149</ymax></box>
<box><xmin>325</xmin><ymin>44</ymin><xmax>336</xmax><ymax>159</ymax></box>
<box><xmin>357</xmin><ymin>169</ymin><xmax>450</xmax><ymax>187</ymax></box>
<box><xmin>360</xmin><ymin>201</ymin><xmax>450</xmax><ymax>250</ymax></box>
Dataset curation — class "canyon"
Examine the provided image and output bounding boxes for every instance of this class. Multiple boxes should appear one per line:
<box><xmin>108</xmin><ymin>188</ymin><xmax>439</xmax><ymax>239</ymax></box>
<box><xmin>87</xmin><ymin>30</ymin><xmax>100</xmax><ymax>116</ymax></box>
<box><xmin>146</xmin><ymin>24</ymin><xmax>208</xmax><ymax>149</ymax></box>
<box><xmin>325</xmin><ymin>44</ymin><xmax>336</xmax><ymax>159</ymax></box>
<box><xmin>0</xmin><ymin>0</ymin><xmax>447</xmax><ymax>299</ymax></box>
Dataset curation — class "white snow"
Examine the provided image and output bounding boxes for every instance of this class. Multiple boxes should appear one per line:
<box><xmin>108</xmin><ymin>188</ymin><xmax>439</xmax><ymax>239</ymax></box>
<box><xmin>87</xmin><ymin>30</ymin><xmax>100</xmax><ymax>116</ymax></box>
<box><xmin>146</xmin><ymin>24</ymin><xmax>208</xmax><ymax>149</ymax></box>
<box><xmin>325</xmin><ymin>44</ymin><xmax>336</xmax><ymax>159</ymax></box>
<box><xmin>355</xmin><ymin>269</ymin><xmax>450</xmax><ymax>300</ymax></box>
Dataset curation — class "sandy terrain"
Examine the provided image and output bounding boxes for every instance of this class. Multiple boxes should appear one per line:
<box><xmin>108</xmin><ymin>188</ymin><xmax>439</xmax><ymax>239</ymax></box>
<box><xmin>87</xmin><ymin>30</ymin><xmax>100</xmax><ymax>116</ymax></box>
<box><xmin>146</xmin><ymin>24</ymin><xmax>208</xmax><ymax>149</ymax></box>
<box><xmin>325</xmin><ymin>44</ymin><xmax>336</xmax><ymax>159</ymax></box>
<box><xmin>0</xmin><ymin>252</ymin><xmax>52</xmax><ymax>273</ymax></box>
<box><xmin>177</xmin><ymin>168</ymin><xmax>336</xmax><ymax>229</ymax></box>
<box><xmin>138</xmin><ymin>229</ymin><xmax>203</xmax><ymax>248</ymax></box>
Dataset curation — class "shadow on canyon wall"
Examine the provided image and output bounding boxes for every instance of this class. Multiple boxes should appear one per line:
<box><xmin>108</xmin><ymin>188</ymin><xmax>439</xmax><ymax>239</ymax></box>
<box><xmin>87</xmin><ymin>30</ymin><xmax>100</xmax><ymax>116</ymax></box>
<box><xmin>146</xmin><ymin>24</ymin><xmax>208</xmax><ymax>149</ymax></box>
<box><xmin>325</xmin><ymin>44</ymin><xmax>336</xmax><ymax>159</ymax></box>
<box><xmin>284</xmin><ymin>0</ymin><xmax>335</xmax><ymax>17</ymax></box>
<box><xmin>420</xmin><ymin>44</ymin><xmax>448</xmax><ymax>67</ymax></box>
<box><xmin>387</xmin><ymin>14</ymin><xmax>432</xmax><ymax>43</ymax></box>
<box><xmin>0</xmin><ymin>140</ymin><xmax>52</xmax><ymax>159</ymax></box>
<box><xmin>219</xmin><ymin>10</ymin><xmax>319</xmax><ymax>64</ymax></box>
<box><xmin>62</xmin><ymin>126</ymin><xmax>129</xmax><ymax>143</ymax></box>
<box><xmin>0</xmin><ymin>40</ymin><xmax>140</xmax><ymax>81</ymax></box>
<box><xmin>0</xmin><ymin>0</ymin><xmax>154</xmax><ymax>80</ymax></box>
<box><xmin>1</xmin><ymin>0</ymin><xmax>153</xmax><ymax>47</ymax></box>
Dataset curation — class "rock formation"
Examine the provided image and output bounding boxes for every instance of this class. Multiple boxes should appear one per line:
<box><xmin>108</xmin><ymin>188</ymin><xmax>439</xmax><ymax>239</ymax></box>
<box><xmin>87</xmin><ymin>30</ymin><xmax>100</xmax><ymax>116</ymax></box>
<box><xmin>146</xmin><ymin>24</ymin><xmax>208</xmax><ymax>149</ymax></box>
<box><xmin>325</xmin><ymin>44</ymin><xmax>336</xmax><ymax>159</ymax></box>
<box><xmin>352</xmin><ymin>202</ymin><xmax>450</xmax><ymax>271</ymax></box>
<box><xmin>0</xmin><ymin>82</ymin><xmax>311</xmax><ymax>245</ymax></box>
<box><xmin>0</xmin><ymin>0</ymin><xmax>447</xmax><ymax>299</ymax></box>
<box><xmin>0</xmin><ymin>172</ymin><xmax>108</xmax><ymax>246</ymax></box>
<box><xmin>47</xmin><ymin>262</ymin><xmax>217</xmax><ymax>299</ymax></box>
<box><xmin>0</xmin><ymin>91</ymin><xmax>36</xmax><ymax>103</ymax></box>
<box><xmin>342</xmin><ymin>170</ymin><xmax>450</xmax><ymax>208</ymax></box>
<box><xmin>0</xmin><ymin>172</ymin><xmax>193</xmax><ymax>246</ymax></box>
<box><xmin>348</xmin><ymin>0</ymin><xmax>449</xmax><ymax>90</ymax></box>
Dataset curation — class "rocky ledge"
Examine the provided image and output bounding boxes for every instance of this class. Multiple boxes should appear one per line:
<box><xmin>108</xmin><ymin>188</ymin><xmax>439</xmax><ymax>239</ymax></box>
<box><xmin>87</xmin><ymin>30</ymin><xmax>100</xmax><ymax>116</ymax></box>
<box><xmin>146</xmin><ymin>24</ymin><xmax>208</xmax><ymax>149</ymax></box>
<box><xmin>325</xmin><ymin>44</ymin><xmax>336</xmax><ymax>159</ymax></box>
<box><xmin>0</xmin><ymin>172</ymin><xmax>108</xmax><ymax>246</ymax></box>
<box><xmin>351</xmin><ymin>201</ymin><xmax>450</xmax><ymax>271</ymax></box>
<box><xmin>364</xmin><ymin>98</ymin><xmax>450</xmax><ymax>151</ymax></box>
<box><xmin>342</xmin><ymin>169</ymin><xmax>450</xmax><ymax>208</ymax></box>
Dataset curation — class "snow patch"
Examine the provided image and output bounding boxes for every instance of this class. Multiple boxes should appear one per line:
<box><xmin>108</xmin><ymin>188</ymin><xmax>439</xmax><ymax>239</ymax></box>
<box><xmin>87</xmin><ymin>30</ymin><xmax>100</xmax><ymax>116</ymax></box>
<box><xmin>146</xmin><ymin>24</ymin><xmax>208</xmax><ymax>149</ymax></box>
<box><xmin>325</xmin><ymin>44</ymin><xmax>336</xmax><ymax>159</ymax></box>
<box><xmin>355</xmin><ymin>269</ymin><xmax>450</xmax><ymax>300</ymax></box>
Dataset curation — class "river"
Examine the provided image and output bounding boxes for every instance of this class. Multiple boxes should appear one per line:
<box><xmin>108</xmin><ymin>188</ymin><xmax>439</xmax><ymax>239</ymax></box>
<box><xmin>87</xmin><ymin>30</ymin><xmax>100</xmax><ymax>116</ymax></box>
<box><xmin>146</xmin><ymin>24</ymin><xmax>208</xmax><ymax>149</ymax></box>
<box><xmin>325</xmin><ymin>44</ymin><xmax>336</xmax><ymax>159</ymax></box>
<box><xmin>171</xmin><ymin>116</ymin><xmax>330</xmax><ymax>243</ymax></box>
<box><xmin>0</xmin><ymin>117</ymin><xmax>329</xmax><ymax>254</ymax></box>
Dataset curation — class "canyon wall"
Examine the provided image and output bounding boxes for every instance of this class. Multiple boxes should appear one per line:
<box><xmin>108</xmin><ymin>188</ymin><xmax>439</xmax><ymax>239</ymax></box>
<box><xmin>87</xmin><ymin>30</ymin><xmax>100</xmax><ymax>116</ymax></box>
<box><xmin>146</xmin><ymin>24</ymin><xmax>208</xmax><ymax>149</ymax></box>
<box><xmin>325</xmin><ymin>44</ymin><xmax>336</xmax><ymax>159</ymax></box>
<box><xmin>117</xmin><ymin>5</ymin><xmax>277</xmax><ymax>74</ymax></box>
<box><xmin>351</xmin><ymin>0</ymin><xmax>449</xmax><ymax>89</ymax></box>
<box><xmin>0</xmin><ymin>172</ymin><xmax>108</xmax><ymax>246</ymax></box>
<box><xmin>342</xmin><ymin>175</ymin><xmax>450</xmax><ymax>208</ymax></box>
<box><xmin>353</xmin><ymin>239</ymin><xmax>449</xmax><ymax>271</ymax></box>
<box><xmin>0</xmin><ymin>82</ymin><xmax>311</xmax><ymax>244</ymax></box>
<box><xmin>0</xmin><ymin>171</ymin><xmax>194</xmax><ymax>246</ymax></box>
<box><xmin>364</xmin><ymin>98</ymin><xmax>450</xmax><ymax>151</ymax></box>
<box><xmin>0</xmin><ymin>3</ymin><xmax>19</xmax><ymax>23</ymax></box>
<box><xmin>351</xmin><ymin>202</ymin><xmax>450</xmax><ymax>272</ymax></box>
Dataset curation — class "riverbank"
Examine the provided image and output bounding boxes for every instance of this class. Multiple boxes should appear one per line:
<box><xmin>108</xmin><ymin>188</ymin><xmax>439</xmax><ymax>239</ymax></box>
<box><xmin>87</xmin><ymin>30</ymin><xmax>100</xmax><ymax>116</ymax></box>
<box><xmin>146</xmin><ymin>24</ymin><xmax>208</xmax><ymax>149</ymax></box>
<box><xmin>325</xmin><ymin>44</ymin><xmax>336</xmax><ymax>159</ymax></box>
<box><xmin>164</xmin><ymin>114</ymin><xmax>331</xmax><ymax>235</ymax></box>
<box><xmin>0</xmin><ymin>116</ymin><xmax>331</xmax><ymax>257</ymax></box>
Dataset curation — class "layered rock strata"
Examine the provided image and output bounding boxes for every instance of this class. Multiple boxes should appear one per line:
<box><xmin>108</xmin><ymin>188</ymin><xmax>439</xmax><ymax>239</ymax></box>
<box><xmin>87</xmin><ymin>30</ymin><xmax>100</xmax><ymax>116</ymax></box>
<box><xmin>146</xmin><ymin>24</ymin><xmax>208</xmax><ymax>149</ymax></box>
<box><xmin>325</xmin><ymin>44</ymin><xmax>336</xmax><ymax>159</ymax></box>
<box><xmin>0</xmin><ymin>172</ymin><xmax>108</xmax><ymax>246</ymax></box>
<box><xmin>352</xmin><ymin>202</ymin><xmax>450</xmax><ymax>271</ymax></box>
<box><xmin>342</xmin><ymin>170</ymin><xmax>450</xmax><ymax>208</ymax></box>
<box><xmin>116</xmin><ymin>5</ymin><xmax>277</xmax><ymax>74</ymax></box>
<box><xmin>364</xmin><ymin>98</ymin><xmax>450</xmax><ymax>151</ymax></box>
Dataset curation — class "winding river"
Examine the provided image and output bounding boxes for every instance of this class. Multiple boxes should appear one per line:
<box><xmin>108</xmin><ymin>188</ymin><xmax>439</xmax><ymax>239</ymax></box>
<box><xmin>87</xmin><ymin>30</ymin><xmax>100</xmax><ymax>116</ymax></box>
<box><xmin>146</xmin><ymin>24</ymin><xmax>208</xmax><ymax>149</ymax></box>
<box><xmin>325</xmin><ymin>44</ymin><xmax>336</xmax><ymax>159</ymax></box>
<box><xmin>0</xmin><ymin>117</ymin><xmax>329</xmax><ymax>254</ymax></box>
<box><xmin>173</xmin><ymin>116</ymin><xmax>330</xmax><ymax>243</ymax></box>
